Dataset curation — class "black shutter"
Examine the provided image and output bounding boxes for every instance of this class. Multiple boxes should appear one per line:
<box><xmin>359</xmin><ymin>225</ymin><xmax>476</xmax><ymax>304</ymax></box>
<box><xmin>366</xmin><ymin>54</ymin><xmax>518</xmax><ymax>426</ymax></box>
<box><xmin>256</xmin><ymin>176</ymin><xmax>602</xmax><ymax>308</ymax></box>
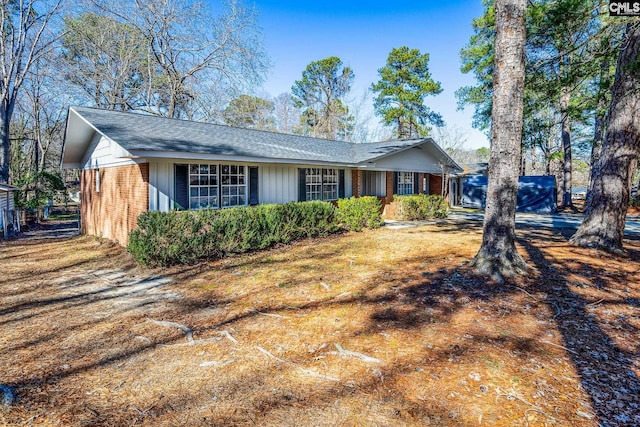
<box><xmin>414</xmin><ymin>172</ymin><xmax>419</xmax><ymax>194</ymax></box>
<box><xmin>174</xmin><ymin>164</ymin><xmax>189</xmax><ymax>210</ymax></box>
<box><xmin>393</xmin><ymin>172</ymin><xmax>398</xmax><ymax>195</ymax></box>
<box><xmin>298</xmin><ymin>168</ymin><xmax>307</xmax><ymax>201</ymax></box>
<box><xmin>249</xmin><ymin>166</ymin><xmax>259</xmax><ymax>205</ymax></box>
<box><xmin>338</xmin><ymin>169</ymin><xmax>345</xmax><ymax>199</ymax></box>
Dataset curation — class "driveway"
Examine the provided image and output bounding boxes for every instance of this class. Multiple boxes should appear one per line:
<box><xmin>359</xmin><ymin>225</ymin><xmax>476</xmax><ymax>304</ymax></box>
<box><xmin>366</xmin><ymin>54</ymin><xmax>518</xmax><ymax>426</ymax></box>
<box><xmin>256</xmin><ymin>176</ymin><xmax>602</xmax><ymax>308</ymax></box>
<box><xmin>385</xmin><ymin>210</ymin><xmax>640</xmax><ymax>237</ymax></box>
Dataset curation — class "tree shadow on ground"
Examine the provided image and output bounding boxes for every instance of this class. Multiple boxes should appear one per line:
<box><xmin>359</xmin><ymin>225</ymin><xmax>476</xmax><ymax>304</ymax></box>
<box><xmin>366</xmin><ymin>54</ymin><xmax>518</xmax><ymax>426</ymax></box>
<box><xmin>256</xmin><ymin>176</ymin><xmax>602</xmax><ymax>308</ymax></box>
<box><xmin>516</xmin><ymin>234</ymin><xmax>640</xmax><ymax>426</ymax></box>
<box><xmin>382</xmin><ymin>224</ymin><xmax>640</xmax><ymax>426</ymax></box>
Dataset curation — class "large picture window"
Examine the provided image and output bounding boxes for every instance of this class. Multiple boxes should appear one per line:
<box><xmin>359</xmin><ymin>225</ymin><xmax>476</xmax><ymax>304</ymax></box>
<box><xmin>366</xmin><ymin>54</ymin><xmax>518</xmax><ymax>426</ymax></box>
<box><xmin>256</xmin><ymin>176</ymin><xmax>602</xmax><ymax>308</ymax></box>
<box><xmin>187</xmin><ymin>163</ymin><xmax>247</xmax><ymax>209</ymax></box>
<box><xmin>306</xmin><ymin>168</ymin><xmax>338</xmax><ymax>201</ymax></box>
<box><xmin>397</xmin><ymin>172</ymin><xmax>414</xmax><ymax>195</ymax></box>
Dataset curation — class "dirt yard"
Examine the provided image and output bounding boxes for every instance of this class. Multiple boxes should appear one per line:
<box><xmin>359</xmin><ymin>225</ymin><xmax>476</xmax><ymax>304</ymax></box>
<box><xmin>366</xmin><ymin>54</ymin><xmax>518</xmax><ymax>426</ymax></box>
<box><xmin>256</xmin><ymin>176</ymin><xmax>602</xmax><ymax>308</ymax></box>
<box><xmin>1</xmin><ymin>218</ymin><xmax>639</xmax><ymax>426</ymax></box>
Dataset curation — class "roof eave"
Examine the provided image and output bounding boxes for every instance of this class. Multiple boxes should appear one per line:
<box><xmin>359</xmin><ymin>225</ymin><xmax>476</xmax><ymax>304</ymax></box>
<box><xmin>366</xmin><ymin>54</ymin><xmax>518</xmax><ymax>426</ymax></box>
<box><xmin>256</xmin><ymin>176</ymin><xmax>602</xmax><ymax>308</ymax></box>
<box><xmin>128</xmin><ymin>150</ymin><xmax>361</xmax><ymax>167</ymax></box>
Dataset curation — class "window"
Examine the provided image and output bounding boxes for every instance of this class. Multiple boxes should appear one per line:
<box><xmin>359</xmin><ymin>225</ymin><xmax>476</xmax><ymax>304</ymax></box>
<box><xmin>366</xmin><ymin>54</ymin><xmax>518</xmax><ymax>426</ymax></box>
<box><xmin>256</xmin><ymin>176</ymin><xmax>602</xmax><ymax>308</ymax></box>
<box><xmin>306</xmin><ymin>168</ymin><xmax>338</xmax><ymax>201</ymax></box>
<box><xmin>186</xmin><ymin>163</ymin><xmax>246</xmax><ymax>210</ymax></box>
<box><xmin>306</xmin><ymin>168</ymin><xmax>322</xmax><ymax>201</ymax></box>
<box><xmin>397</xmin><ymin>172</ymin><xmax>414</xmax><ymax>195</ymax></box>
<box><xmin>95</xmin><ymin>169</ymin><xmax>100</xmax><ymax>193</ymax></box>
<box><xmin>189</xmin><ymin>164</ymin><xmax>218</xmax><ymax>209</ymax></box>
<box><xmin>221</xmin><ymin>164</ymin><xmax>246</xmax><ymax>207</ymax></box>
<box><xmin>322</xmin><ymin>168</ymin><xmax>338</xmax><ymax>200</ymax></box>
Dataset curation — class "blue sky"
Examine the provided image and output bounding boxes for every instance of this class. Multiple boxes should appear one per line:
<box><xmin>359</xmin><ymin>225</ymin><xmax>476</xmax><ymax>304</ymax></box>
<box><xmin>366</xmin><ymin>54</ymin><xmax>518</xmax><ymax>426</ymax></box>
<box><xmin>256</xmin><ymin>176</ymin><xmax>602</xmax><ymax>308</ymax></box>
<box><xmin>250</xmin><ymin>0</ymin><xmax>489</xmax><ymax>148</ymax></box>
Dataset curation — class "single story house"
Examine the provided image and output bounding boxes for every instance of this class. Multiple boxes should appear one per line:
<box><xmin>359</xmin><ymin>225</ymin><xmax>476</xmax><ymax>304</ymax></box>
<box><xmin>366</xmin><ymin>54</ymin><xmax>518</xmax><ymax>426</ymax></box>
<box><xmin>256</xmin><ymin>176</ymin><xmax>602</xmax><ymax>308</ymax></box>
<box><xmin>62</xmin><ymin>106</ymin><xmax>462</xmax><ymax>245</ymax></box>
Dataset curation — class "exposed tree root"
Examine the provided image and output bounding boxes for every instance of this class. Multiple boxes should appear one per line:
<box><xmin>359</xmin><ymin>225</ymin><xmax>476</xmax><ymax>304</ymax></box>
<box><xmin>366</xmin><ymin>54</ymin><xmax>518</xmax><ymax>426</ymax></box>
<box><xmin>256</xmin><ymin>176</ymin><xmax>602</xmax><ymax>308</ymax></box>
<box><xmin>247</xmin><ymin>309</ymin><xmax>290</xmax><ymax>319</ymax></box>
<box><xmin>217</xmin><ymin>330</ymin><xmax>238</xmax><ymax>343</ymax></box>
<box><xmin>145</xmin><ymin>318</ymin><xmax>194</xmax><ymax>343</ymax></box>
<box><xmin>158</xmin><ymin>337</ymin><xmax>221</xmax><ymax>348</ymax></box>
<box><xmin>328</xmin><ymin>344</ymin><xmax>383</xmax><ymax>364</ymax></box>
<box><xmin>570</xmin><ymin>232</ymin><xmax>625</xmax><ymax>255</ymax></box>
<box><xmin>470</xmin><ymin>248</ymin><xmax>529</xmax><ymax>283</ymax></box>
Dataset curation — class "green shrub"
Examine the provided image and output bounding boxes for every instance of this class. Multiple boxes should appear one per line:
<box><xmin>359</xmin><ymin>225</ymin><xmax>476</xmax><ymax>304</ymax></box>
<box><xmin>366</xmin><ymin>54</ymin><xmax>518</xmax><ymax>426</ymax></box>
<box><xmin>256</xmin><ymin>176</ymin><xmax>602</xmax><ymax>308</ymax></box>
<box><xmin>336</xmin><ymin>196</ymin><xmax>383</xmax><ymax>231</ymax></box>
<box><xmin>127</xmin><ymin>201</ymin><xmax>338</xmax><ymax>267</ymax></box>
<box><xmin>394</xmin><ymin>194</ymin><xmax>449</xmax><ymax>220</ymax></box>
<box><xmin>630</xmin><ymin>196</ymin><xmax>640</xmax><ymax>207</ymax></box>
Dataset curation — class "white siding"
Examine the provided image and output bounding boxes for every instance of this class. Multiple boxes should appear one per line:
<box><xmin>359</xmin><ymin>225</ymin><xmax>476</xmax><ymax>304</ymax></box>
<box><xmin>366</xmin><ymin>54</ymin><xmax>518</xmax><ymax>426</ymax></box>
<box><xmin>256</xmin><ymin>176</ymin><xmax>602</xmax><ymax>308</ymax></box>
<box><xmin>149</xmin><ymin>161</ymin><xmax>175</xmax><ymax>212</ymax></box>
<box><xmin>259</xmin><ymin>165</ymin><xmax>298</xmax><ymax>204</ymax></box>
<box><xmin>0</xmin><ymin>190</ymin><xmax>15</xmax><ymax>211</ymax></box>
<box><xmin>369</xmin><ymin>146</ymin><xmax>441</xmax><ymax>173</ymax></box>
<box><xmin>81</xmin><ymin>134</ymin><xmax>137</xmax><ymax>170</ymax></box>
<box><xmin>148</xmin><ymin>159</ymin><xmax>353</xmax><ymax>211</ymax></box>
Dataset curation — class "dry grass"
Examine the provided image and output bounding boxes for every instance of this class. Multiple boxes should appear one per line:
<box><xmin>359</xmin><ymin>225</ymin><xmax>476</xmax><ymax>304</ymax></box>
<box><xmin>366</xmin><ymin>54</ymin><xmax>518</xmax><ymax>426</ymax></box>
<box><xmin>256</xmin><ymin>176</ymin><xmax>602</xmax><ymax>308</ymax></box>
<box><xmin>1</xmin><ymin>218</ymin><xmax>639</xmax><ymax>426</ymax></box>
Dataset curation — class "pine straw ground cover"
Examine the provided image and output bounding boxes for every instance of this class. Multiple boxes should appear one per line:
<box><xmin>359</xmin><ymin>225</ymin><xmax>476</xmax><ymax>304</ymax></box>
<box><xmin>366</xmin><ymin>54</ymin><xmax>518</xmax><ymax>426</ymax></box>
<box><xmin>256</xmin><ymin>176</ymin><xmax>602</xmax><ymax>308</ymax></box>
<box><xmin>1</xmin><ymin>218</ymin><xmax>639</xmax><ymax>426</ymax></box>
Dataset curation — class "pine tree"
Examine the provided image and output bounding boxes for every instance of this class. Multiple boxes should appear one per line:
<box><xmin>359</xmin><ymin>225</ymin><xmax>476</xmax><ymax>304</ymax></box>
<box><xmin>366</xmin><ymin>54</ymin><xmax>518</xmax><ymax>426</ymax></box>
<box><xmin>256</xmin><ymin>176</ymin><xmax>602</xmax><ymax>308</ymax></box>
<box><xmin>291</xmin><ymin>57</ymin><xmax>354</xmax><ymax>140</ymax></box>
<box><xmin>372</xmin><ymin>46</ymin><xmax>443</xmax><ymax>139</ymax></box>
<box><xmin>471</xmin><ymin>0</ymin><xmax>529</xmax><ymax>281</ymax></box>
<box><xmin>570</xmin><ymin>22</ymin><xmax>640</xmax><ymax>253</ymax></box>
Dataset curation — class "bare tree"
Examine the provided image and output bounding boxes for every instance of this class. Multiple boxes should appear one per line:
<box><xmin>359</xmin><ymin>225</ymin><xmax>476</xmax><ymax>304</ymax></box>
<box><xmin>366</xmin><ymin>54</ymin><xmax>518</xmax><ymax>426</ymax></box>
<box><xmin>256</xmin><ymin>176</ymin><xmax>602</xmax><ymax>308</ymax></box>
<box><xmin>86</xmin><ymin>0</ymin><xmax>269</xmax><ymax>119</ymax></box>
<box><xmin>60</xmin><ymin>11</ymin><xmax>147</xmax><ymax>110</ymax></box>
<box><xmin>131</xmin><ymin>0</ymin><xmax>268</xmax><ymax>118</ymax></box>
<box><xmin>471</xmin><ymin>0</ymin><xmax>529</xmax><ymax>281</ymax></box>
<box><xmin>0</xmin><ymin>0</ymin><xmax>63</xmax><ymax>183</ymax></box>
<box><xmin>571</xmin><ymin>22</ymin><xmax>640</xmax><ymax>253</ymax></box>
<box><xmin>272</xmin><ymin>92</ymin><xmax>300</xmax><ymax>134</ymax></box>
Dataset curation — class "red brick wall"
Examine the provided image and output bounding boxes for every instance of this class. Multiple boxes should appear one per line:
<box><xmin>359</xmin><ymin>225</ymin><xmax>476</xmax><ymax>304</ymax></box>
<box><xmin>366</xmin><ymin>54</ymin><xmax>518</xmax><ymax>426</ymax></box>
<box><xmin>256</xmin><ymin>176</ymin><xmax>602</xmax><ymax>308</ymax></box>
<box><xmin>81</xmin><ymin>163</ymin><xmax>149</xmax><ymax>246</ymax></box>
<box><xmin>385</xmin><ymin>171</ymin><xmax>394</xmax><ymax>204</ymax></box>
<box><xmin>429</xmin><ymin>174</ymin><xmax>443</xmax><ymax>196</ymax></box>
<box><xmin>351</xmin><ymin>170</ymin><xmax>362</xmax><ymax>198</ymax></box>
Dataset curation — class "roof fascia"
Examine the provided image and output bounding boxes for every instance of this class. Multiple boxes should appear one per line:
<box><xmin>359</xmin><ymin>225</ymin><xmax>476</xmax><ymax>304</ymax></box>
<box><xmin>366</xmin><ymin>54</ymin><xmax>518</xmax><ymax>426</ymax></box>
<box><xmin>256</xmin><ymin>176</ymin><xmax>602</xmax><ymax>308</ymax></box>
<box><xmin>127</xmin><ymin>150</ymin><xmax>360</xmax><ymax>167</ymax></box>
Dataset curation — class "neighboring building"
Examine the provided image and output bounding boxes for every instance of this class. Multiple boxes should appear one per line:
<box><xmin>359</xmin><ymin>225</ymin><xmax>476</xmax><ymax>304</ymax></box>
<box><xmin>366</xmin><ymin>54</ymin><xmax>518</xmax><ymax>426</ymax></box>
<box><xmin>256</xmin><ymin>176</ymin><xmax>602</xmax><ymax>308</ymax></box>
<box><xmin>0</xmin><ymin>184</ymin><xmax>19</xmax><ymax>236</ymax></box>
<box><xmin>449</xmin><ymin>163</ymin><xmax>489</xmax><ymax>207</ymax></box>
<box><xmin>62</xmin><ymin>107</ymin><xmax>461</xmax><ymax>245</ymax></box>
<box><xmin>0</xmin><ymin>184</ymin><xmax>18</xmax><ymax>213</ymax></box>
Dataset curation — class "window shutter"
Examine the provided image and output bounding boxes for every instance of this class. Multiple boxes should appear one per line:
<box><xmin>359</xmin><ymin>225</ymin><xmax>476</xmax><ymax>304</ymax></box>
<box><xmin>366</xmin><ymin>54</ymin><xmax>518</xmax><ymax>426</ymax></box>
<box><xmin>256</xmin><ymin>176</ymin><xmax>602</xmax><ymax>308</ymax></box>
<box><xmin>414</xmin><ymin>172</ymin><xmax>419</xmax><ymax>194</ymax></box>
<box><xmin>298</xmin><ymin>168</ymin><xmax>307</xmax><ymax>201</ymax></box>
<box><xmin>174</xmin><ymin>164</ymin><xmax>189</xmax><ymax>210</ymax></box>
<box><xmin>393</xmin><ymin>172</ymin><xmax>398</xmax><ymax>195</ymax></box>
<box><xmin>338</xmin><ymin>169</ymin><xmax>345</xmax><ymax>199</ymax></box>
<box><xmin>249</xmin><ymin>167</ymin><xmax>259</xmax><ymax>205</ymax></box>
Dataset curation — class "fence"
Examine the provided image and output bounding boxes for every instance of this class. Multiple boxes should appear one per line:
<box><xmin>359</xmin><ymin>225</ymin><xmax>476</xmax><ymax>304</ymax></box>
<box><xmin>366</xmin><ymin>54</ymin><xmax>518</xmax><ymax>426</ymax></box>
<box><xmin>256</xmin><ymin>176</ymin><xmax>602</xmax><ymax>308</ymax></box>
<box><xmin>0</xmin><ymin>209</ymin><xmax>21</xmax><ymax>239</ymax></box>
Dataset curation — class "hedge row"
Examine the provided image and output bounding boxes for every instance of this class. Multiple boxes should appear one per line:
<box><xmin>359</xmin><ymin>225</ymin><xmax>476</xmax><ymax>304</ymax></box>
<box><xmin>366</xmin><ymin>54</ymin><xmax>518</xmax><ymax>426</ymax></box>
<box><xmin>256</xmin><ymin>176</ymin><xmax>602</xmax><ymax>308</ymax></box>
<box><xmin>336</xmin><ymin>196</ymin><xmax>383</xmax><ymax>231</ymax></box>
<box><xmin>128</xmin><ymin>198</ymin><xmax>383</xmax><ymax>266</ymax></box>
<box><xmin>393</xmin><ymin>194</ymin><xmax>449</xmax><ymax>220</ymax></box>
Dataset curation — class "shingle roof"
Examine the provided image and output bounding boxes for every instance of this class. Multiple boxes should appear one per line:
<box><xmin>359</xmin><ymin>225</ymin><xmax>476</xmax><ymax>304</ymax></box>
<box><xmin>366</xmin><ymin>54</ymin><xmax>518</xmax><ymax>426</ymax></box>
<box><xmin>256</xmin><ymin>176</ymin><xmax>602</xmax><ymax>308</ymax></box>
<box><xmin>70</xmin><ymin>106</ymin><xmax>435</xmax><ymax>165</ymax></box>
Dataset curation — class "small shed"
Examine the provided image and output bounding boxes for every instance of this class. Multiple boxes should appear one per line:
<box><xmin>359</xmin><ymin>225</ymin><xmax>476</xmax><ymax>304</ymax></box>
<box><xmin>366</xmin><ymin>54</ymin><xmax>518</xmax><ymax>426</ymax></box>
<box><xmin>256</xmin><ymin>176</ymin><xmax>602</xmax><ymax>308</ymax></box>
<box><xmin>0</xmin><ymin>184</ymin><xmax>18</xmax><ymax>212</ymax></box>
<box><xmin>462</xmin><ymin>175</ymin><xmax>557</xmax><ymax>213</ymax></box>
<box><xmin>0</xmin><ymin>184</ymin><xmax>19</xmax><ymax>235</ymax></box>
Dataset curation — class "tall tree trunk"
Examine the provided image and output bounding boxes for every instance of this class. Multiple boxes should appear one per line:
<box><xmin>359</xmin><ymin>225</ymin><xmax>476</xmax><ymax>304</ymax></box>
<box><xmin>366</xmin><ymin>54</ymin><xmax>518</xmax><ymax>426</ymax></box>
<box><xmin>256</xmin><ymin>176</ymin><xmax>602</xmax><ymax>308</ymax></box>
<box><xmin>571</xmin><ymin>23</ymin><xmax>640</xmax><ymax>253</ymax></box>
<box><xmin>0</xmin><ymin>103</ymin><xmax>13</xmax><ymax>184</ymax></box>
<box><xmin>588</xmin><ymin>56</ymin><xmax>611</xmax><ymax>188</ymax></box>
<box><xmin>560</xmin><ymin>88</ymin><xmax>574</xmax><ymax>209</ymax></box>
<box><xmin>471</xmin><ymin>0</ymin><xmax>528</xmax><ymax>281</ymax></box>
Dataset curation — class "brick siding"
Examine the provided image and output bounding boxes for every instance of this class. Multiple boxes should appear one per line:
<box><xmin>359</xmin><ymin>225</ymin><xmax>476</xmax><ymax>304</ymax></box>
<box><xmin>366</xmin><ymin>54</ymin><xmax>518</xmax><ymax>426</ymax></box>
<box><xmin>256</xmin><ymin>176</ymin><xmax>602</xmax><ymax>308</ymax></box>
<box><xmin>351</xmin><ymin>169</ymin><xmax>362</xmax><ymax>198</ymax></box>
<box><xmin>429</xmin><ymin>173</ymin><xmax>443</xmax><ymax>196</ymax></box>
<box><xmin>81</xmin><ymin>163</ymin><xmax>149</xmax><ymax>246</ymax></box>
